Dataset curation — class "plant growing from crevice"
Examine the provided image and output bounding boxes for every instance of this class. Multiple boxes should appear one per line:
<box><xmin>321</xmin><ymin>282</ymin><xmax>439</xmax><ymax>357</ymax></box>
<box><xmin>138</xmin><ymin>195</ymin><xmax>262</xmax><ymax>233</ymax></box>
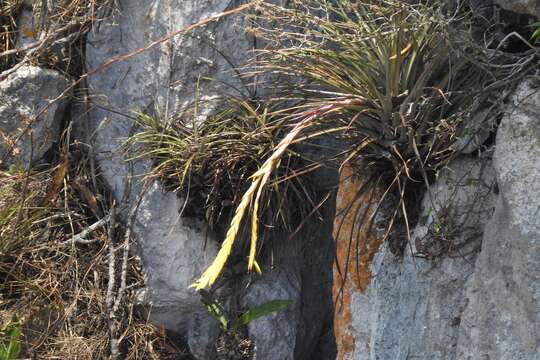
<box><xmin>126</xmin><ymin>0</ymin><xmax>517</xmax><ymax>291</ymax></box>
<box><xmin>127</xmin><ymin>98</ymin><xmax>315</xmax><ymax>230</ymax></box>
<box><xmin>194</xmin><ymin>0</ymin><xmax>494</xmax><ymax>289</ymax></box>
<box><xmin>126</xmin><ymin>97</ymin><xmax>325</xmax><ymax>285</ymax></box>
<box><xmin>199</xmin><ymin>290</ymin><xmax>291</xmax><ymax>358</ymax></box>
<box><xmin>200</xmin><ymin>290</ymin><xmax>291</xmax><ymax>333</ymax></box>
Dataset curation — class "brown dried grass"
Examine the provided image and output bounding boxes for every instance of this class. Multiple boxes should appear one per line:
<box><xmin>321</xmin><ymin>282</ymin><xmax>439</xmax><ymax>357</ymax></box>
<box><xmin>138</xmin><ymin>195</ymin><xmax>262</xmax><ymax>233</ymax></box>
<box><xmin>0</xmin><ymin>156</ymin><xmax>181</xmax><ymax>359</ymax></box>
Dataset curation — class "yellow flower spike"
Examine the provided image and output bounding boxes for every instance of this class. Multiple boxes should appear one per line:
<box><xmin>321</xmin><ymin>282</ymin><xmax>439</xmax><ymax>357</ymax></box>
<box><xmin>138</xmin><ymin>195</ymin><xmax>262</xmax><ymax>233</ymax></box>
<box><xmin>253</xmin><ymin>260</ymin><xmax>262</xmax><ymax>275</ymax></box>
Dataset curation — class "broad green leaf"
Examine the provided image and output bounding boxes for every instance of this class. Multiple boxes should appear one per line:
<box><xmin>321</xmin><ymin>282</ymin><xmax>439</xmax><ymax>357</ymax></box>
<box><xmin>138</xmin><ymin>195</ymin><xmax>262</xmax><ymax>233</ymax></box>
<box><xmin>234</xmin><ymin>300</ymin><xmax>292</xmax><ymax>330</ymax></box>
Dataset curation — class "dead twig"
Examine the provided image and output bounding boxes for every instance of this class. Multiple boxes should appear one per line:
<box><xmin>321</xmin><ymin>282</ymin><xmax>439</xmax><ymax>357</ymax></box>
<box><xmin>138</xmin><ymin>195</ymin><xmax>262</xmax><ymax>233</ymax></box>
<box><xmin>59</xmin><ymin>213</ymin><xmax>111</xmax><ymax>246</ymax></box>
<box><xmin>106</xmin><ymin>181</ymin><xmax>148</xmax><ymax>358</ymax></box>
<box><xmin>113</xmin><ymin>183</ymin><xmax>147</xmax><ymax>313</ymax></box>
<box><xmin>106</xmin><ymin>202</ymin><xmax>119</xmax><ymax>359</ymax></box>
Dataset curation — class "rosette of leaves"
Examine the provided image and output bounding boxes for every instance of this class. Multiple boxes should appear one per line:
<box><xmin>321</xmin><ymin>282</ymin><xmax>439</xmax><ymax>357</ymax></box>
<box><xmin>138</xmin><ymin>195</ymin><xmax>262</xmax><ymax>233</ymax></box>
<box><xmin>195</xmin><ymin>0</ymin><xmax>489</xmax><ymax>288</ymax></box>
<box><xmin>249</xmin><ymin>0</ymin><xmax>490</xmax><ymax>244</ymax></box>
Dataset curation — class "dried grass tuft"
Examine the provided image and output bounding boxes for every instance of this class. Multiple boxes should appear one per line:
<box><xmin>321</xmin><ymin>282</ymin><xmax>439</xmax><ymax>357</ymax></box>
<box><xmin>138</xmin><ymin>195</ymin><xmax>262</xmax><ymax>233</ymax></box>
<box><xmin>0</xmin><ymin>158</ymin><xmax>180</xmax><ymax>358</ymax></box>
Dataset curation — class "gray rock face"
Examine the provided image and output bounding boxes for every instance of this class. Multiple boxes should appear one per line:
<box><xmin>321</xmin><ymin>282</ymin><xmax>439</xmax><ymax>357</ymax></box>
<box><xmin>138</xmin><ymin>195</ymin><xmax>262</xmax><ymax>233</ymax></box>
<box><xmin>494</xmin><ymin>0</ymin><xmax>540</xmax><ymax>17</ymax></box>
<box><xmin>187</xmin><ymin>309</ymin><xmax>221</xmax><ymax>360</ymax></box>
<box><xmin>242</xmin><ymin>268</ymin><xmax>301</xmax><ymax>360</ymax></box>
<box><xmin>342</xmin><ymin>156</ymin><xmax>496</xmax><ymax>360</ymax></box>
<box><xmin>457</xmin><ymin>78</ymin><xmax>540</xmax><ymax>360</ymax></box>
<box><xmin>454</xmin><ymin>108</ymin><xmax>493</xmax><ymax>154</ymax></box>
<box><xmin>0</xmin><ymin>66</ymin><xmax>69</xmax><ymax>167</ymax></box>
<box><xmin>340</xmin><ymin>78</ymin><xmax>540</xmax><ymax>360</ymax></box>
<box><xmin>131</xmin><ymin>181</ymin><xmax>220</xmax><ymax>334</ymax></box>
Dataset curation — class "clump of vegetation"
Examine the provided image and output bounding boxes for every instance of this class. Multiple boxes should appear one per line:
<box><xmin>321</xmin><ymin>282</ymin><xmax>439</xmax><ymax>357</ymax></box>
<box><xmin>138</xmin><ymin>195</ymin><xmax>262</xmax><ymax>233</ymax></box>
<box><xmin>130</xmin><ymin>93</ymin><xmax>348</xmax><ymax>289</ymax></box>
<box><xmin>175</xmin><ymin>0</ymin><xmax>494</xmax><ymax>289</ymax></box>
<box><xmin>255</xmin><ymin>0</ymin><xmax>489</xmax><ymax>202</ymax></box>
<box><xmin>0</xmin><ymin>161</ymin><xmax>181</xmax><ymax>359</ymax></box>
<box><xmin>126</xmin><ymin>0</ymin><xmax>535</xmax><ymax>291</ymax></box>
<box><xmin>0</xmin><ymin>0</ymin><xmax>113</xmax><ymax>75</ymax></box>
<box><xmin>200</xmin><ymin>290</ymin><xmax>290</xmax><ymax>359</ymax></box>
<box><xmin>123</xmin><ymin>0</ymin><xmax>500</xmax><ymax>290</ymax></box>
<box><xmin>128</xmin><ymin>98</ymin><xmax>316</xmax><ymax>231</ymax></box>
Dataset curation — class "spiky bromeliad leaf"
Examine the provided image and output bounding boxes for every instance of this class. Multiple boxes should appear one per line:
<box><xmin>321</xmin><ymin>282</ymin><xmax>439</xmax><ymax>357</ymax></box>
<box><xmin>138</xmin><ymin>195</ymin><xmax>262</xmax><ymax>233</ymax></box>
<box><xmin>199</xmin><ymin>290</ymin><xmax>229</xmax><ymax>331</ymax></box>
<box><xmin>530</xmin><ymin>22</ymin><xmax>540</xmax><ymax>42</ymax></box>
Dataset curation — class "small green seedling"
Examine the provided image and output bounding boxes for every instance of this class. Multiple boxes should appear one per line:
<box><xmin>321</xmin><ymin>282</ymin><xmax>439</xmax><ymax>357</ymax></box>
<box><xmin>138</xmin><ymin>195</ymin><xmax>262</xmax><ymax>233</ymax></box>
<box><xmin>0</xmin><ymin>315</ymin><xmax>22</xmax><ymax>360</ymax></box>
<box><xmin>199</xmin><ymin>290</ymin><xmax>291</xmax><ymax>333</ymax></box>
<box><xmin>200</xmin><ymin>290</ymin><xmax>229</xmax><ymax>331</ymax></box>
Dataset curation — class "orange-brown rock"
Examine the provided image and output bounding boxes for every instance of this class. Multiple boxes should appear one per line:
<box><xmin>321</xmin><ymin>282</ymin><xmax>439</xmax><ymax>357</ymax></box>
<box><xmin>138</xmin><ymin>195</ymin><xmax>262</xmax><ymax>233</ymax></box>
<box><xmin>332</xmin><ymin>165</ymin><xmax>383</xmax><ymax>360</ymax></box>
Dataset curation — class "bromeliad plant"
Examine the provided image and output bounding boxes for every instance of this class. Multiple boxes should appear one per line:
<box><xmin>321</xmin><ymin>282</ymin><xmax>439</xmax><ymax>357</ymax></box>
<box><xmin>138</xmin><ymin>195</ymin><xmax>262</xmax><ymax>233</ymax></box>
<box><xmin>194</xmin><ymin>0</ymin><xmax>488</xmax><ymax>288</ymax></box>
<box><xmin>129</xmin><ymin>0</ymin><xmax>491</xmax><ymax>290</ymax></box>
<box><xmin>253</xmin><ymin>0</ymin><xmax>486</xmax><ymax>187</ymax></box>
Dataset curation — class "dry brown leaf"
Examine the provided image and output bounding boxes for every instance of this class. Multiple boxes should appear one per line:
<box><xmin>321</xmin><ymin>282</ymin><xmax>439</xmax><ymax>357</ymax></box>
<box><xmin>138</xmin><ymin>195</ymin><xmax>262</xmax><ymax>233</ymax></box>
<box><xmin>46</xmin><ymin>156</ymin><xmax>69</xmax><ymax>201</ymax></box>
<box><xmin>74</xmin><ymin>181</ymin><xmax>98</xmax><ymax>212</ymax></box>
